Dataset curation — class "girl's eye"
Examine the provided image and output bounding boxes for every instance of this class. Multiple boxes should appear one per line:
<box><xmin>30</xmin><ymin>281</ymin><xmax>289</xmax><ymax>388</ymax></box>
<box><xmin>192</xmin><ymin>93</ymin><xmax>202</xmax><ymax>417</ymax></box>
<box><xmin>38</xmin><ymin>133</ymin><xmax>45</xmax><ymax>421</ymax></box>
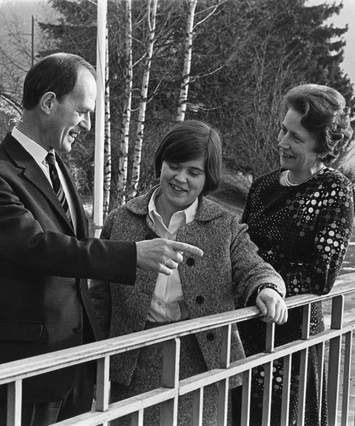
<box><xmin>168</xmin><ymin>163</ymin><xmax>179</xmax><ymax>170</ymax></box>
<box><xmin>190</xmin><ymin>170</ymin><xmax>203</xmax><ymax>176</ymax></box>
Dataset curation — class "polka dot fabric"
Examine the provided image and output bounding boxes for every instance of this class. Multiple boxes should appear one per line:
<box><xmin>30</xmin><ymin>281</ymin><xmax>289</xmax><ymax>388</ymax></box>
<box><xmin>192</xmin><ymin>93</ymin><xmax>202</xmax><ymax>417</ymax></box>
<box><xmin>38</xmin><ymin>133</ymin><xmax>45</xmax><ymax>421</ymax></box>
<box><xmin>238</xmin><ymin>167</ymin><xmax>354</xmax><ymax>425</ymax></box>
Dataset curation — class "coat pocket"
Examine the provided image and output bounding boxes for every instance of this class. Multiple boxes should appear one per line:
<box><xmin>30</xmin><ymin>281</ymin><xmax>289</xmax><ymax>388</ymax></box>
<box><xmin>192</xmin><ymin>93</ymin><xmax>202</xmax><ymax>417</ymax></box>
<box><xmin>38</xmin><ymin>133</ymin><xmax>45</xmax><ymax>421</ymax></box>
<box><xmin>0</xmin><ymin>321</ymin><xmax>45</xmax><ymax>342</ymax></box>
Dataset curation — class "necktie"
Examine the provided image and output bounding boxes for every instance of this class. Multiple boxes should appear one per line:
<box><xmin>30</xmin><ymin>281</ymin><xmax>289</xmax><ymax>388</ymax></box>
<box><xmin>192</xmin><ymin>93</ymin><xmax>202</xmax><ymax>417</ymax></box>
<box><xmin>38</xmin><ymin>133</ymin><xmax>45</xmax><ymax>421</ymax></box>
<box><xmin>46</xmin><ymin>152</ymin><xmax>73</xmax><ymax>226</ymax></box>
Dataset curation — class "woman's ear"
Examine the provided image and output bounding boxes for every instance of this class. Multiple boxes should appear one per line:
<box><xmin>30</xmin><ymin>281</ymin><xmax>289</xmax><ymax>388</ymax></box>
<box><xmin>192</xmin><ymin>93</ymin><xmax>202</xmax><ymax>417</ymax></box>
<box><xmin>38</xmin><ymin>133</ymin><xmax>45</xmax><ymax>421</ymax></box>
<box><xmin>40</xmin><ymin>92</ymin><xmax>56</xmax><ymax>115</ymax></box>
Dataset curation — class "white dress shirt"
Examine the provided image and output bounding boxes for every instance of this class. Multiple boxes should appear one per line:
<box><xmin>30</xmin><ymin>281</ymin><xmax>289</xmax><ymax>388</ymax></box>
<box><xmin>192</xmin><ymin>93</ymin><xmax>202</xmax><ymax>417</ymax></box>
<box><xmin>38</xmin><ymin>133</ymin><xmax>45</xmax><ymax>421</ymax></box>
<box><xmin>147</xmin><ymin>187</ymin><xmax>198</xmax><ymax>322</ymax></box>
<box><xmin>12</xmin><ymin>127</ymin><xmax>77</xmax><ymax>230</ymax></box>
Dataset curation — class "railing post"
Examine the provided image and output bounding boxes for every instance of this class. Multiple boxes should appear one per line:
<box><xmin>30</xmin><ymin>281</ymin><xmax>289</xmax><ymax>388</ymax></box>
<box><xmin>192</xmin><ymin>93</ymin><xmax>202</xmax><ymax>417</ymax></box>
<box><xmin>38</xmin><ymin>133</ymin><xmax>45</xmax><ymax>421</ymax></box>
<box><xmin>341</xmin><ymin>331</ymin><xmax>353</xmax><ymax>426</ymax></box>
<box><xmin>261</xmin><ymin>322</ymin><xmax>275</xmax><ymax>426</ymax></box>
<box><xmin>328</xmin><ymin>295</ymin><xmax>344</xmax><ymax>425</ymax></box>
<box><xmin>217</xmin><ymin>325</ymin><xmax>231</xmax><ymax>426</ymax></box>
<box><xmin>192</xmin><ymin>387</ymin><xmax>203</xmax><ymax>426</ymax></box>
<box><xmin>241</xmin><ymin>370</ymin><xmax>251</xmax><ymax>426</ymax></box>
<box><xmin>96</xmin><ymin>356</ymin><xmax>110</xmax><ymax>426</ymax></box>
<box><xmin>280</xmin><ymin>354</ymin><xmax>291</xmax><ymax>425</ymax></box>
<box><xmin>316</xmin><ymin>342</ymin><xmax>325</xmax><ymax>425</ymax></box>
<box><xmin>297</xmin><ymin>303</ymin><xmax>311</xmax><ymax>426</ymax></box>
<box><xmin>7</xmin><ymin>380</ymin><xmax>22</xmax><ymax>426</ymax></box>
<box><xmin>160</xmin><ymin>338</ymin><xmax>180</xmax><ymax>426</ymax></box>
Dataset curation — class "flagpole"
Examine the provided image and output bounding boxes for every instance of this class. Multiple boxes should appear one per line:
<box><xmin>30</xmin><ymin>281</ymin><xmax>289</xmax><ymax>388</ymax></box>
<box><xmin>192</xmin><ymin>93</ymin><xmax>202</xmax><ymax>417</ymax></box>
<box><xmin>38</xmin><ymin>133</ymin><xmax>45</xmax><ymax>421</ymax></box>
<box><xmin>93</xmin><ymin>0</ymin><xmax>107</xmax><ymax>237</ymax></box>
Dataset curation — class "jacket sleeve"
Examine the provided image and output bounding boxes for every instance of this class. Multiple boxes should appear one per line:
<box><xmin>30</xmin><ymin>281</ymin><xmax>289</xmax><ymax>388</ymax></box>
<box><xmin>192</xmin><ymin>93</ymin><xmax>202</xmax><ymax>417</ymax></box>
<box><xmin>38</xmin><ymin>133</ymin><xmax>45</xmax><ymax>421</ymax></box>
<box><xmin>230</xmin><ymin>215</ymin><xmax>286</xmax><ymax>306</ymax></box>
<box><xmin>0</xmin><ymin>175</ymin><xmax>136</xmax><ymax>284</ymax></box>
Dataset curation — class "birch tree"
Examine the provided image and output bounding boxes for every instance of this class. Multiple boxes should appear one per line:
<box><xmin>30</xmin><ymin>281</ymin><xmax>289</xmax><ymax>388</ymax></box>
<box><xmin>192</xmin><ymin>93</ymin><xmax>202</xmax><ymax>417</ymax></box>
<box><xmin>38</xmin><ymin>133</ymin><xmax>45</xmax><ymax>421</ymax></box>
<box><xmin>129</xmin><ymin>0</ymin><xmax>158</xmax><ymax>199</ymax></box>
<box><xmin>176</xmin><ymin>0</ymin><xmax>197</xmax><ymax>122</ymax></box>
<box><xmin>117</xmin><ymin>0</ymin><xmax>133</xmax><ymax>205</ymax></box>
<box><xmin>103</xmin><ymin>24</ymin><xmax>112</xmax><ymax>217</ymax></box>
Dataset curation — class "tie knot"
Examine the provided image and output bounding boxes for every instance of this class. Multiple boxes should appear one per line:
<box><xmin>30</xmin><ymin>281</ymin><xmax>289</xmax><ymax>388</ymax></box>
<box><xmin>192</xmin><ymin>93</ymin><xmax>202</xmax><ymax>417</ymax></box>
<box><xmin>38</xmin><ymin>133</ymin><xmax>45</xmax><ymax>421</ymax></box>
<box><xmin>46</xmin><ymin>152</ymin><xmax>56</xmax><ymax>166</ymax></box>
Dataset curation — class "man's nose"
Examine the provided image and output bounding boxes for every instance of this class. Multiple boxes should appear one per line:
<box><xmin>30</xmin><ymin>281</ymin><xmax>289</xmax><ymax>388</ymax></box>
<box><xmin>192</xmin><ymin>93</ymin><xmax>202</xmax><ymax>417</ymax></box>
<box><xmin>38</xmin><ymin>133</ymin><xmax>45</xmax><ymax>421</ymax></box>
<box><xmin>80</xmin><ymin>112</ymin><xmax>91</xmax><ymax>131</ymax></box>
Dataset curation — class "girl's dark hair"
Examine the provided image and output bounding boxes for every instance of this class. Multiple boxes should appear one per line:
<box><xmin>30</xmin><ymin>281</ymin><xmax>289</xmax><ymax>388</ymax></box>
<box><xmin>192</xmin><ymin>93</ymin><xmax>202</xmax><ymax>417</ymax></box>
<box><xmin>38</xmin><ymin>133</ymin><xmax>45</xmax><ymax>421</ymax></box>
<box><xmin>154</xmin><ymin>120</ymin><xmax>222</xmax><ymax>194</ymax></box>
<box><xmin>282</xmin><ymin>84</ymin><xmax>353</xmax><ymax>164</ymax></box>
<box><xmin>23</xmin><ymin>52</ymin><xmax>96</xmax><ymax>110</ymax></box>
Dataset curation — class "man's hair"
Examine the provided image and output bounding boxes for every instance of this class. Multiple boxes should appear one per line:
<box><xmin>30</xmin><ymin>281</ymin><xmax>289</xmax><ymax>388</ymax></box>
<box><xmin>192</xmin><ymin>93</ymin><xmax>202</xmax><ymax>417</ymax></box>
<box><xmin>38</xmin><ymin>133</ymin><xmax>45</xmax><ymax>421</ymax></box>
<box><xmin>23</xmin><ymin>52</ymin><xmax>96</xmax><ymax>110</ymax></box>
<box><xmin>154</xmin><ymin>120</ymin><xmax>222</xmax><ymax>194</ymax></box>
<box><xmin>282</xmin><ymin>83</ymin><xmax>353</xmax><ymax>164</ymax></box>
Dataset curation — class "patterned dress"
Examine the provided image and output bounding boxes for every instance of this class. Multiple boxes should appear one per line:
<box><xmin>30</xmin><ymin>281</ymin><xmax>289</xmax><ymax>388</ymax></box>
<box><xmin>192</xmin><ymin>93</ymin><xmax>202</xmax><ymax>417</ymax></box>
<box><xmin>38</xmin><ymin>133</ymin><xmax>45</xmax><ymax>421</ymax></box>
<box><xmin>239</xmin><ymin>167</ymin><xmax>354</xmax><ymax>425</ymax></box>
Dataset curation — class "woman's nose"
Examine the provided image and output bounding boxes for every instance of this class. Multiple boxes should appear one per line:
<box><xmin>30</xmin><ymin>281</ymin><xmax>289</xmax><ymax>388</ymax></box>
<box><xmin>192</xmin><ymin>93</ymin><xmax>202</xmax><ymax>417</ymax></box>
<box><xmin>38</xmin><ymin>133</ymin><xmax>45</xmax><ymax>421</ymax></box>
<box><xmin>278</xmin><ymin>132</ymin><xmax>289</xmax><ymax>148</ymax></box>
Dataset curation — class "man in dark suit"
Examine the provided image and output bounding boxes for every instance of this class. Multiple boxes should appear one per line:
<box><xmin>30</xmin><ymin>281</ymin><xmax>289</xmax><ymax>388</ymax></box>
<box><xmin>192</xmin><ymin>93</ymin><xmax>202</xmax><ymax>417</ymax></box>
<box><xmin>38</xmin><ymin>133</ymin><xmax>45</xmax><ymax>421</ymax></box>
<box><xmin>0</xmin><ymin>52</ymin><xmax>202</xmax><ymax>426</ymax></box>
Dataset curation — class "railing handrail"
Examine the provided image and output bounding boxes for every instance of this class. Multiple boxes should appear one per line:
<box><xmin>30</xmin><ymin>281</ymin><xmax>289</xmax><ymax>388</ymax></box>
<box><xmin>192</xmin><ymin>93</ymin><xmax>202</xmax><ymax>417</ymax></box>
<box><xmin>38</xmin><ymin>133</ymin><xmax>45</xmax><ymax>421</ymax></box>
<box><xmin>0</xmin><ymin>276</ymin><xmax>354</xmax><ymax>385</ymax></box>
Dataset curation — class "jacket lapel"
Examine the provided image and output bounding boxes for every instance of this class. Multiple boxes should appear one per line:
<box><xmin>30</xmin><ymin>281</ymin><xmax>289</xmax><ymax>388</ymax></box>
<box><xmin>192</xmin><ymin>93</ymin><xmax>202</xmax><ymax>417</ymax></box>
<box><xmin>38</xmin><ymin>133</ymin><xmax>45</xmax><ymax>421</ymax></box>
<box><xmin>2</xmin><ymin>134</ymin><xmax>76</xmax><ymax>234</ymax></box>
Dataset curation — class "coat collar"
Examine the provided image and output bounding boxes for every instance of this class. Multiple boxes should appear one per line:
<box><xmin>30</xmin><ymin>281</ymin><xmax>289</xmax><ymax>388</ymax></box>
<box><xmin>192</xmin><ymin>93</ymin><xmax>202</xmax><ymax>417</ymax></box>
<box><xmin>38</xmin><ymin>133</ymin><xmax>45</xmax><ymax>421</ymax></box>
<box><xmin>126</xmin><ymin>185</ymin><xmax>224</xmax><ymax>222</ymax></box>
<box><xmin>2</xmin><ymin>133</ymin><xmax>83</xmax><ymax>235</ymax></box>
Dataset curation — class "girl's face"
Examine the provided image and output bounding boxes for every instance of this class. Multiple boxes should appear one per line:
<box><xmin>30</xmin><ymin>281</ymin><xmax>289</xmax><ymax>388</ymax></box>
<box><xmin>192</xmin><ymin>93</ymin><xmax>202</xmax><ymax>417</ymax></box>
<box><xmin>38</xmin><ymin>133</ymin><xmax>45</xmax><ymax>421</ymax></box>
<box><xmin>278</xmin><ymin>107</ymin><xmax>321</xmax><ymax>177</ymax></box>
<box><xmin>159</xmin><ymin>155</ymin><xmax>206</xmax><ymax>213</ymax></box>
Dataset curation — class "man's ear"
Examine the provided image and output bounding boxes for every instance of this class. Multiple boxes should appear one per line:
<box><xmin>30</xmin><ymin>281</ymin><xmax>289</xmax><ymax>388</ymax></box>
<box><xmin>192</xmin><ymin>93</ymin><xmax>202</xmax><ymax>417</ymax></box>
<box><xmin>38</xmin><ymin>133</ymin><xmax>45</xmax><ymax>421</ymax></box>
<box><xmin>40</xmin><ymin>92</ymin><xmax>56</xmax><ymax>114</ymax></box>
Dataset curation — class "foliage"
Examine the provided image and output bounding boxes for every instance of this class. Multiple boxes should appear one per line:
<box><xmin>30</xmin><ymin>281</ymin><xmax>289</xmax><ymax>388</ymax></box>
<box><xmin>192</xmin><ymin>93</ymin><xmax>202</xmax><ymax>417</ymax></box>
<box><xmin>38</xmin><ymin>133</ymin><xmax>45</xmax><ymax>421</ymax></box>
<box><xmin>35</xmin><ymin>0</ymin><xmax>355</xmax><ymax>200</ymax></box>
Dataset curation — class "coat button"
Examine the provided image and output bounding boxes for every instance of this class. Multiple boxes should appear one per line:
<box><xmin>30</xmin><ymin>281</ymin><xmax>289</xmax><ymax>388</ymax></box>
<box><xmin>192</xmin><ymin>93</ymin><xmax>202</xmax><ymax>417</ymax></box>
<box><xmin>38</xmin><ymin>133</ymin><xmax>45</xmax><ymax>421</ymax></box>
<box><xmin>195</xmin><ymin>295</ymin><xmax>205</xmax><ymax>304</ymax></box>
<box><xmin>186</xmin><ymin>257</ymin><xmax>195</xmax><ymax>266</ymax></box>
<box><xmin>206</xmin><ymin>332</ymin><xmax>215</xmax><ymax>341</ymax></box>
<box><xmin>73</xmin><ymin>326</ymin><xmax>83</xmax><ymax>334</ymax></box>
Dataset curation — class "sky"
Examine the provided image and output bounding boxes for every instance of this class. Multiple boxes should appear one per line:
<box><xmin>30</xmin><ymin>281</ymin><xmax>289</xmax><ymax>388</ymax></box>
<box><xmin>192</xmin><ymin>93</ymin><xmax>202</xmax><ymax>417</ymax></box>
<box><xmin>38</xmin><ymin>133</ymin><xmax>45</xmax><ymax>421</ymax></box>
<box><xmin>306</xmin><ymin>0</ymin><xmax>355</xmax><ymax>86</ymax></box>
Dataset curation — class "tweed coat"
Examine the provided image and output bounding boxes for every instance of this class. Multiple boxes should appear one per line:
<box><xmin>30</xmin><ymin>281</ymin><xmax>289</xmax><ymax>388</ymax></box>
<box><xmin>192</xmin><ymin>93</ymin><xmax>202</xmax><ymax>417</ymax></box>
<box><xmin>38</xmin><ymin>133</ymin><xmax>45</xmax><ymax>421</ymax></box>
<box><xmin>91</xmin><ymin>186</ymin><xmax>285</xmax><ymax>388</ymax></box>
<box><xmin>0</xmin><ymin>134</ymin><xmax>136</xmax><ymax>402</ymax></box>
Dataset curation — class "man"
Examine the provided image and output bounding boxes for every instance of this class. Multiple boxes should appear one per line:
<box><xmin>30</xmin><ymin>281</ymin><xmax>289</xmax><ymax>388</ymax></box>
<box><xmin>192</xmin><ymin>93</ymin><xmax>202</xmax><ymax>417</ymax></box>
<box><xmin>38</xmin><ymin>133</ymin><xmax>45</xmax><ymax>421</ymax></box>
<box><xmin>0</xmin><ymin>53</ymin><xmax>202</xmax><ymax>425</ymax></box>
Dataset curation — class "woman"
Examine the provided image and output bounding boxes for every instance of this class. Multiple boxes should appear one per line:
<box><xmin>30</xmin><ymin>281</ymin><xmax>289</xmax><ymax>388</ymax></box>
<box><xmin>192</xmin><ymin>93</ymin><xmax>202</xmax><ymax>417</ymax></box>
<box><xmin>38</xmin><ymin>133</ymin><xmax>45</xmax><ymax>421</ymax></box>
<box><xmin>91</xmin><ymin>120</ymin><xmax>287</xmax><ymax>425</ymax></box>
<box><xmin>239</xmin><ymin>84</ymin><xmax>354</xmax><ymax>425</ymax></box>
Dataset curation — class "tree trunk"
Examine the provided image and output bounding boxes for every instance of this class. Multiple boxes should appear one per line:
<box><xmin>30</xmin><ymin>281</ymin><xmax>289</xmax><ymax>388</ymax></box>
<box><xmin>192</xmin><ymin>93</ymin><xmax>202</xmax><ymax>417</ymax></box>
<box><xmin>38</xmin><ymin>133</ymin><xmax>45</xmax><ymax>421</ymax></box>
<box><xmin>129</xmin><ymin>0</ymin><xmax>158</xmax><ymax>199</ymax></box>
<box><xmin>103</xmin><ymin>24</ymin><xmax>112</xmax><ymax>218</ymax></box>
<box><xmin>117</xmin><ymin>0</ymin><xmax>133</xmax><ymax>205</ymax></box>
<box><xmin>176</xmin><ymin>0</ymin><xmax>198</xmax><ymax>122</ymax></box>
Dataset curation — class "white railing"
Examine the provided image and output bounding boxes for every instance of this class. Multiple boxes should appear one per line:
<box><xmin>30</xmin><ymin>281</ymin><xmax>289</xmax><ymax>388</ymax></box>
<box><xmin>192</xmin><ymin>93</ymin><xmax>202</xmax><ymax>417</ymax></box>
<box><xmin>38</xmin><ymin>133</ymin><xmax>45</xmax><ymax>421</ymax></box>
<box><xmin>1</xmin><ymin>276</ymin><xmax>354</xmax><ymax>426</ymax></box>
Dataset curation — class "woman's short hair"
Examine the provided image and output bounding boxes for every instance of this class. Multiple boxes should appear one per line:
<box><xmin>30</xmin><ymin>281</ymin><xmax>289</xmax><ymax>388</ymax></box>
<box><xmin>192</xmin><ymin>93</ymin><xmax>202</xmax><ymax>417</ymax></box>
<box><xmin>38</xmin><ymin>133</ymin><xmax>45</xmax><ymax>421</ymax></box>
<box><xmin>154</xmin><ymin>120</ymin><xmax>222</xmax><ymax>194</ymax></box>
<box><xmin>23</xmin><ymin>52</ymin><xmax>96</xmax><ymax>110</ymax></box>
<box><xmin>282</xmin><ymin>83</ymin><xmax>353</xmax><ymax>164</ymax></box>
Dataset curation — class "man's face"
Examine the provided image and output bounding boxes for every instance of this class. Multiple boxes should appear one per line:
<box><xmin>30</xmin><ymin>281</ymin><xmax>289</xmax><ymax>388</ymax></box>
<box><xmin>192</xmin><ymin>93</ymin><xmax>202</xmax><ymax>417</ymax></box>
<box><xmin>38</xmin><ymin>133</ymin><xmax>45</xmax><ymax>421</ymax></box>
<box><xmin>47</xmin><ymin>67</ymin><xmax>97</xmax><ymax>153</ymax></box>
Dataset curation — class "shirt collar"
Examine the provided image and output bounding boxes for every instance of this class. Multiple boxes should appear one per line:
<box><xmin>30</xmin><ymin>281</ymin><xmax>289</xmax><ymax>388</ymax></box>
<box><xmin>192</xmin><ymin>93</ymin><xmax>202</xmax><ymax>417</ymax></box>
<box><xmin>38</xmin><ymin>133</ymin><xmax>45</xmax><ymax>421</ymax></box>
<box><xmin>148</xmin><ymin>186</ymin><xmax>198</xmax><ymax>227</ymax></box>
<box><xmin>12</xmin><ymin>127</ymin><xmax>49</xmax><ymax>166</ymax></box>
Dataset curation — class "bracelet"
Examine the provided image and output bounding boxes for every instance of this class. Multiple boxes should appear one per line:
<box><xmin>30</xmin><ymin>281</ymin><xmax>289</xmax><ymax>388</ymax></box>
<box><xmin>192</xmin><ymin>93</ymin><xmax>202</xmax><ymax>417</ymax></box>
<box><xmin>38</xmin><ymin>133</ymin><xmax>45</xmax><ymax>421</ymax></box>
<box><xmin>257</xmin><ymin>283</ymin><xmax>284</xmax><ymax>298</ymax></box>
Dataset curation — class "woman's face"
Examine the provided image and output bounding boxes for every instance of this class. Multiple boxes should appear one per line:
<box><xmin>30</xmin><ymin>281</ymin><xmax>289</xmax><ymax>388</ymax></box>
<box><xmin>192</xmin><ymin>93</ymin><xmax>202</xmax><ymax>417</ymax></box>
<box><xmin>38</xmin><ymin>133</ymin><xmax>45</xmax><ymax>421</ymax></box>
<box><xmin>159</xmin><ymin>156</ymin><xmax>206</xmax><ymax>213</ymax></box>
<box><xmin>278</xmin><ymin>107</ymin><xmax>320</xmax><ymax>175</ymax></box>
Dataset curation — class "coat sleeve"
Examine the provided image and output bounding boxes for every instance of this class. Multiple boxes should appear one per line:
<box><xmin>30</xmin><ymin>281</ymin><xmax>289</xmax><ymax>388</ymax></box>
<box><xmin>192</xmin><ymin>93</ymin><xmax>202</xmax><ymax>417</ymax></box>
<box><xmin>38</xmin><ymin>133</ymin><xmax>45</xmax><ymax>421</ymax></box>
<box><xmin>0</xmin><ymin>175</ymin><xmax>136</xmax><ymax>284</ymax></box>
<box><xmin>278</xmin><ymin>178</ymin><xmax>354</xmax><ymax>295</ymax></box>
<box><xmin>88</xmin><ymin>210</ymin><xmax>121</xmax><ymax>338</ymax></box>
<box><xmin>230</xmin><ymin>215</ymin><xmax>286</xmax><ymax>306</ymax></box>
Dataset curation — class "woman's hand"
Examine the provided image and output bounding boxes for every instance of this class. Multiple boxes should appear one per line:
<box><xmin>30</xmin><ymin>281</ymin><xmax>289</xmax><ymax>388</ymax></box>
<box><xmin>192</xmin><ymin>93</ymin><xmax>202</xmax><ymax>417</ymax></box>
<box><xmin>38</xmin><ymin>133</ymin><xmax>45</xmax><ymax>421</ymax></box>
<box><xmin>256</xmin><ymin>288</ymin><xmax>288</xmax><ymax>324</ymax></box>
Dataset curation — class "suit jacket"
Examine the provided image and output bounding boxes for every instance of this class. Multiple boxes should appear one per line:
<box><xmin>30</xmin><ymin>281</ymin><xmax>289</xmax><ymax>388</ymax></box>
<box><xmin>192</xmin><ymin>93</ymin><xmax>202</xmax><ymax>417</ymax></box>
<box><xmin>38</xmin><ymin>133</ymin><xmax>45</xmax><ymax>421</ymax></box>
<box><xmin>0</xmin><ymin>133</ymin><xmax>137</xmax><ymax>402</ymax></box>
<box><xmin>91</xmin><ymin>187</ymin><xmax>285</xmax><ymax>388</ymax></box>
